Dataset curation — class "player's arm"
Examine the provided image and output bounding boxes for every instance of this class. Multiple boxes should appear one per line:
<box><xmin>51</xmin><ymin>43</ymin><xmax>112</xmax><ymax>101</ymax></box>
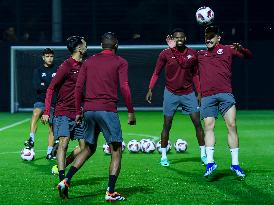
<box><xmin>230</xmin><ymin>43</ymin><xmax>253</xmax><ymax>59</ymax></box>
<box><xmin>146</xmin><ymin>52</ymin><xmax>166</xmax><ymax>103</ymax></box>
<box><xmin>192</xmin><ymin>63</ymin><xmax>201</xmax><ymax>104</ymax></box>
<box><xmin>41</xmin><ymin>64</ymin><xmax>69</xmax><ymax>124</ymax></box>
<box><xmin>74</xmin><ymin>62</ymin><xmax>87</xmax><ymax>124</ymax></box>
<box><xmin>118</xmin><ymin>59</ymin><xmax>136</xmax><ymax>125</ymax></box>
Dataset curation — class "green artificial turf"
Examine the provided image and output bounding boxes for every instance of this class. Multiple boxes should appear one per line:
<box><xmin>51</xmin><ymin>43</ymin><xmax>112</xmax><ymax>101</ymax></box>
<box><xmin>0</xmin><ymin>111</ymin><xmax>273</xmax><ymax>204</ymax></box>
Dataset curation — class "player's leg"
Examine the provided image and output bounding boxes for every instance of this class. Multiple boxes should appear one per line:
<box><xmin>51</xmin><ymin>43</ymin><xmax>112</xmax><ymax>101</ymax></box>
<box><xmin>46</xmin><ymin>124</ymin><xmax>55</xmax><ymax>159</ymax></box>
<box><xmin>182</xmin><ymin>92</ymin><xmax>206</xmax><ymax>164</ymax></box>
<box><xmin>222</xmin><ymin>103</ymin><xmax>245</xmax><ymax>177</ymax></box>
<box><xmin>96</xmin><ymin>111</ymin><xmax>125</xmax><ymax>201</ymax></box>
<box><xmin>25</xmin><ymin>103</ymin><xmax>44</xmax><ymax>147</ymax></box>
<box><xmin>200</xmin><ymin>95</ymin><xmax>218</xmax><ymax>177</ymax></box>
<box><xmin>160</xmin><ymin>88</ymin><xmax>179</xmax><ymax>166</ymax></box>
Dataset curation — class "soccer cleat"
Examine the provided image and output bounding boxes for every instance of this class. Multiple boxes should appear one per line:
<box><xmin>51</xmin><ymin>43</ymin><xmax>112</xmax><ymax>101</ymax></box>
<box><xmin>230</xmin><ymin>165</ymin><xmax>245</xmax><ymax>177</ymax></box>
<box><xmin>46</xmin><ymin>153</ymin><xmax>55</xmax><ymax>160</ymax></box>
<box><xmin>51</xmin><ymin>165</ymin><xmax>59</xmax><ymax>175</ymax></box>
<box><xmin>201</xmin><ymin>156</ymin><xmax>208</xmax><ymax>165</ymax></box>
<box><xmin>204</xmin><ymin>162</ymin><xmax>217</xmax><ymax>177</ymax></box>
<box><xmin>105</xmin><ymin>191</ymin><xmax>125</xmax><ymax>201</ymax></box>
<box><xmin>160</xmin><ymin>158</ymin><xmax>170</xmax><ymax>167</ymax></box>
<box><xmin>24</xmin><ymin>138</ymin><xmax>34</xmax><ymax>148</ymax></box>
<box><xmin>57</xmin><ymin>178</ymin><xmax>69</xmax><ymax>199</ymax></box>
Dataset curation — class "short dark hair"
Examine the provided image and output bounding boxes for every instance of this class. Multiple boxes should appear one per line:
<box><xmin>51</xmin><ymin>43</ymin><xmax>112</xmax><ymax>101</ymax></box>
<box><xmin>66</xmin><ymin>36</ymin><xmax>85</xmax><ymax>54</ymax></box>
<box><xmin>101</xmin><ymin>32</ymin><xmax>118</xmax><ymax>49</ymax></box>
<box><xmin>42</xmin><ymin>48</ymin><xmax>54</xmax><ymax>56</ymax></box>
<box><xmin>171</xmin><ymin>28</ymin><xmax>186</xmax><ymax>35</ymax></box>
<box><xmin>205</xmin><ymin>25</ymin><xmax>220</xmax><ymax>35</ymax></box>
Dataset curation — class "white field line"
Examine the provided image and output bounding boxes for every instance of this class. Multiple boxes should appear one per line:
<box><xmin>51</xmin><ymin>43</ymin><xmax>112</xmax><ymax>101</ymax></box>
<box><xmin>0</xmin><ymin>118</ymin><xmax>30</xmax><ymax>132</ymax></box>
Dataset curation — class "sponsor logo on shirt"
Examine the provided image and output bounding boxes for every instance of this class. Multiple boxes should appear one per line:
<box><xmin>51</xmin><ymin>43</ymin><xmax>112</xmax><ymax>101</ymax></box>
<box><xmin>52</xmin><ymin>73</ymin><xmax>56</xmax><ymax>78</ymax></box>
<box><xmin>42</xmin><ymin>73</ymin><xmax>46</xmax><ymax>77</ymax></box>
<box><xmin>171</xmin><ymin>56</ymin><xmax>175</xmax><ymax>59</ymax></box>
<box><xmin>217</xmin><ymin>49</ymin><xmax>224</xmax><ymax>55</ymax></box>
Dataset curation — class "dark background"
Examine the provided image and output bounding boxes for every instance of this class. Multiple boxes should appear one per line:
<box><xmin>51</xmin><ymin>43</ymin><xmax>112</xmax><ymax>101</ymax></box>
<box><xmin>0</xmin><ymin>0</ymin><xmax>273</xmax><ymax>111</ymax></box>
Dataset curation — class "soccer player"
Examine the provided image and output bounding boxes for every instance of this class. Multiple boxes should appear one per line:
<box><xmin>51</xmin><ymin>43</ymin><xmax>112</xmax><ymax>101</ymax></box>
<box><xmin>197</xmin><ymin>26</ymin><xmax>253</xmax><ymax>178</ymax></box>
<box><xmin>24</xmin><ymin>48</ymin><xmax>57</xmax><ymax>160</ymax></box>
<box><xmin>41</xmin><ymin>36</ymin><xmax>92</xmax><ymax>198</ymax></box>
<box><xmin>146</xmin><ymin>28</ymin><xmax>207</xmax><ymax>167</ymax></box>
<box><xmin>57</xmin><ymin>32</ymin><xmax>136</xmax><ymax>201</ymax></box>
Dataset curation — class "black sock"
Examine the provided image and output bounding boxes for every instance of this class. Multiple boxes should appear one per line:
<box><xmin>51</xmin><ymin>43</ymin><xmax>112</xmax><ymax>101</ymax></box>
<box><xmin>65</xmin><ymin>166</ymin><xmax>78</xmax><ymax>184</ymax></box>
<box><xmin>59</xmin><ymin>170</ymin><xmax>65</xmax><ymax>181</ymax></box>
<box><xmin>108</xmin><ymin>175</ymin><xmax>117</xmax><ymax>193</ymax></box>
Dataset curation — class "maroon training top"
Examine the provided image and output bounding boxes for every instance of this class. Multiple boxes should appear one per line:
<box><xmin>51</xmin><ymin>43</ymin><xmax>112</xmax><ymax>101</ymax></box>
<box><xmin>75</xmin><ymin>50</ymin><xmax>134</xmax><ymax>115</ymax></box>
<box><xmin>197</xmin><ymin>44</ymin><xmax>253</xmax><ymax>97</ymax></box>
<box><xmin>44</xmin><ymin>57</ymin><xmax>82</xmax><ymax>119</ymax></box>
<box><xmin>148</xmin><ymin>47</ymin><xmax>201</xmax><ymax>95</ymax></box>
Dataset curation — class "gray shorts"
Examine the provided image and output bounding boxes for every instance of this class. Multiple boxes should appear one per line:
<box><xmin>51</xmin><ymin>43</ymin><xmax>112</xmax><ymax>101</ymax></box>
<box><xmin>53</xmin><ymin>116</ymin><xmax>85</xmax><ymax>141</ymax></box>
<box><xmin>201</xmin><ymin>93</ymin><xmax>236</xmax><ymax>119</ymax></box>
<box><xmin>34</xmin><ymin>101</ymin><xmax>54</xmax><ymax>124</ymax></box>
<box><xmin>163</xmin><ymin>88</ymin><xmax>199</xmax><ymax>117</ymax></box>
<box><xmin>83</xmin><ymin>111</ymin><xmax>123</xmax><ymax>145</ymax></box>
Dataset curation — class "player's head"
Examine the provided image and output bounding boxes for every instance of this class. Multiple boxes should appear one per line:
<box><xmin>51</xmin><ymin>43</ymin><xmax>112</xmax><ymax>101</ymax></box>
<box><xmin>42</xmin><ymin>48</ymin><xmax>54</xmax><ymax>66</ymax></box>
<box><xmin>171</xmin><ymin>28</ymin><xmax>187</xmax><ymax>48</ymax></box>
<box><xmin>205</xmin><ymin>25</ymin><xmax>221</xmax><ymax>49</ymax></box>
<box><xmin>101</xmin><ymin>32</ymin><xmax>118</xmax><ymax>52</ymax></box>
<box><xmin>66</xmin><ymin>35</ymin><xmax>87</xmax><ymax>56</ymax></box>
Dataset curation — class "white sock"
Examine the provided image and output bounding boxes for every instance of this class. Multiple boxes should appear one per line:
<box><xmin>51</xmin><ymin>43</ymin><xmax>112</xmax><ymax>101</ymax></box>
<box><xmin>29</xmin><ymin>133</ymin><xmax>35</xmax><ymax>141</ymax></box>
<box><xmin>230</xmin><ymin>148</ymin><xmax>239</xmax><ymax>165</ymax></box>
<box><xmin>161</xmin><ymin>147</ymin><xmax>167</xmax><ymax>160</ymax></box>
<box><xmin>206</xmin><ymin>146</ymin><xmax>215</xmax><ymax>163</ymax></box>
<box><xmin>199</xmin><ymin>145</ymin><xmax>206</xmax><ymax>158</ymax></box>
<box><xmin>47</xmin><ymin>146</ymin><xmax>53</xmax><ymax>155</ymax></box>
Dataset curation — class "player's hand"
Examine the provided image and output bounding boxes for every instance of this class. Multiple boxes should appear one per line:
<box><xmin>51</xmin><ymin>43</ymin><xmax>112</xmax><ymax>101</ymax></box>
<box><xmin>75</xmin><ymin>114</ymin><xmax>82</xmax><ymax>125</ymax></box>
<box><xmin>166</xmin><ymin>35</ymin><xmax>176</xmax><ymax>48</ymax></box>
<box><xmin>146</xmin><ymin>89</ymin><xmax>153</xmax><ymax>104</ymax></box>
<box><xmin>41</xmin><ymin>114</ymin><xmax>49</xmax><ymax>124</ymax></box>
<box><xmin>128</xmin><ymin>113</ymin><xmax>136</xmax><ymax>125</ymax></box>
<box><xmin>231</xmin><ymin>43</ymin><xmax>243</xmax><ymax>51</ymax></box>
<box><xmin>197</xmin><ymin>93</ymin><xmax>201</xmax><ymax>106</ymax></box>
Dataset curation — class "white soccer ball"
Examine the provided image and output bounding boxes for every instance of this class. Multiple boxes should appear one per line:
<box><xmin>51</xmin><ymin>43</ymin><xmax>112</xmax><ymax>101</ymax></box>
<box><xmin>140</xmin><ymin>139</ymin><xmax>150</xmax><ymax>152</ymax></box>
<box><xmin>196</xmin><ymin>6</ymin><xmax>214</xmax><ymax>26</ymax></box>
<box><xmin>141</xmin><ymin>140</ymin><xmax>156</xmax><ymax>153</ymax></box>
<box><xmin>103</xmin><ymin>141</ymin><xmax>126</xmax><ymax>155</ymax></box>
<box><xmin>103</xmin><ymin>142</ymin><xmax>111</xmax><ymax>155</ymax></box>
<box><xmin>20</xmin><ymin>147</ymin><xmax>35</xmax><ymax>161</ymax></box>
<box><xmin>127</xmin><ymin>139</ymin><xmax>141</xmax><ymax>153</ymax></box>
<box><xmin>122</xmin><ymin>141</ymin><xmax>126</xmax><ymax>152</ymax></box>
<box><xmin>156</xmin><ymin>140</ymin><xmax>172</xmax><ymax>153</ymax></box>
<box><xmin>174</xmin><ymin>139</ymin><xmax>188</xmax><ymax>153</ymax></box>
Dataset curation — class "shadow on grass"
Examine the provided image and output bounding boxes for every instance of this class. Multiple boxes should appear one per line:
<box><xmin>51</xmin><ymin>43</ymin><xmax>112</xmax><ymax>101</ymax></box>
<box><xmin>70</xmin><ymin>176</ymin><xmax>106</xmax><ymax>187</ymax></box>
<box><xmin>169</xmin><ymin>156</ymin><xmax>200</xmax><ymax>164</ymax></box>
<box><xmin>69</xmin><ymin>185</ymin><xmax>152</xmax><ymax>200</ymax></box>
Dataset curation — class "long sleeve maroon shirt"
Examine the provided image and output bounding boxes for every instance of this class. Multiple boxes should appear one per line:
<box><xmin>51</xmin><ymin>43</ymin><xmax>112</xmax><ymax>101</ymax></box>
<box><xmin>75</xmin><ymin>50</ymin><xmax>134</xmax><ymax>115</ymax></box>
<box><xmin>148</xmin><ymin>47</ymin><xmax>200</xmax><ymax>95</ymax></box>
<box><xmin>44</xmin><ymin>57</ymin><xmax>82</xmax><ymax>119</ymax></box>
<box><xmin>197</xmin><ymin>44</ymin><xmax>253</xmax><ymax>97</ymax></box>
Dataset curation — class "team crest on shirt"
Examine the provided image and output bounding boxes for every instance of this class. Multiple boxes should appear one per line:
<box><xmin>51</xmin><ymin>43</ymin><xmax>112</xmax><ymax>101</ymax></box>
<box><xmin>42</xmin><ymin>73</ymin><xmax>46</xmax><ymax>77</ymax></box>
<box><xmin>52</xmin><ymin>73</ymin><xmax>56</xmax><ymax>77</ymax></box>
<box><xmin>187</xmin><ymin>54</ymin><xmax>192</xmax><ymax>59</ymax></box>
<box><xmin>217</xmin><ymin>49</ymin><xmax>224</xmax><ymax>55</ymax></box>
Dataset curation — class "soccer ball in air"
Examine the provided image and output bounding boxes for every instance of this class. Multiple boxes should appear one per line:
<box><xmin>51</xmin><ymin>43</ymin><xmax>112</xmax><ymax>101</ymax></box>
<box><xmin>196</xmin><ymin>6</ymin><xmax>214</xmax><ymax>26</ymax></box>
<box><xmin>156</xmin><ymin>140</ymin><xmax>172</xmax><ymax>153</ymax></box>
<box><xmin>20</xmin><ymin>147</ymin><xmax>35</xmax><ymax>161</ymax></box>
<box><xmin>174</xmin><ymin>139</ymin><xmax>188</xmax><ymax>153</ymax></box>
<box><xmin>141</xmin><ymin>140</ymin><xmax>156</xmax><ymax>153</ymax></box>
<box><xmin>127</xmin><ymin>139</ymin><xmax>141</xmax><ymax>153</ymax></box>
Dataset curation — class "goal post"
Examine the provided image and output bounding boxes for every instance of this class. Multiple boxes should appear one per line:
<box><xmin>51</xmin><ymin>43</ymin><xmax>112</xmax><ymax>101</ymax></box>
<box><xmin>10</xmin><ymin>44</ymin><xmax>206</xmax><ymax>113</ymax></box>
